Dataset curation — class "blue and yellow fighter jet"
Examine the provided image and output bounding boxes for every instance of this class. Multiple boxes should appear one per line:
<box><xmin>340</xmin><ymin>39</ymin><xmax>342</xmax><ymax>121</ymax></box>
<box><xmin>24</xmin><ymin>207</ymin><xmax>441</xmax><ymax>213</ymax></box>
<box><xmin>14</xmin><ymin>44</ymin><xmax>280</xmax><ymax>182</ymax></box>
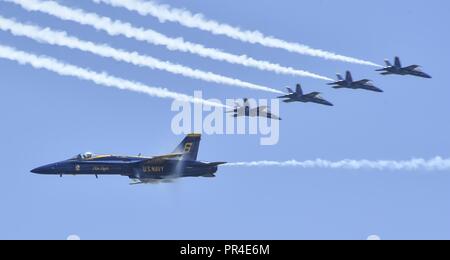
<box><xmin>31</xmin><ymin>134</ymin><xmax>226</xmax><ymax>184</ymax></box>
<box><xmin>328</xmin><ymin>71</ymin><xmax>383</xmax><ymax>93</ymax></box>
<box><xmin>277</xmin><ymin>84</ymin><xmax>334</xmax><ymax>106</ymax></box>
<box><xmin>376</xmin><ymin>57</ymin><xmax>432</xmax><ymax>79</ymax></box>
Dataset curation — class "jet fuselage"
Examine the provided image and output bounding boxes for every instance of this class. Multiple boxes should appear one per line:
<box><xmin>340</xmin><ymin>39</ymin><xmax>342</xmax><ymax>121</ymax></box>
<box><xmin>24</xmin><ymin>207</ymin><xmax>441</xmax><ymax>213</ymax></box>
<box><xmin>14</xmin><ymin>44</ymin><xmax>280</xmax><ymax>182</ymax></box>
<box><xmin>328</xmin><ymin>80</ymin><xmax>383</xmax><ymax>93</ymax></box>
<box><xmin>282</xmin><ymin>94</ymin><xmax>333</xmax><ymax>106</ymax></box>
<box><xmin>379</xmin><ymin>67</ymin><xmax>432</xmax><ymax>78</ymax></box>
<box><xmin>31</xmin><ymin>156</ymin><xmax>219</xmax><ymax>179</ymax></box>
<box><xmin>31</xmin><ymin>134</ymin><xmax>224</xmax><ymax>183</ymax></box>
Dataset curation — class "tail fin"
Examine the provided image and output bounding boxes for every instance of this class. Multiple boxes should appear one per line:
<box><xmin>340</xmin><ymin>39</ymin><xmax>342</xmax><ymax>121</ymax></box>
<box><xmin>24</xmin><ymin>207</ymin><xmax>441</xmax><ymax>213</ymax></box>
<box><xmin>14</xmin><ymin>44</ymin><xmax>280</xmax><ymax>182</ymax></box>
<box><xmin>296</xmin><ymin>84</ymin><xmax>303</xmax><ymax>96</ymax></box>
<box><xmin>287</xmin><ymin>87</ymin><xmax>294</xmax><ymax>93</ymax></box>
<box><xmin>336</xmin><ymin>74</ymin><xmax>343</xmax><ymax>81</ymax></box>
<box><xmin>172</xmin><ymin>134</ymin><xmax>201</xmax><ymax>161</ymax></box>
<box><xmin>385</xmin><ymin>59</ymin><xmax>393</xmax><ymax>67</ymax></box>
<box><xmin>345</xmin><ymin>71</ymin><xmax>353</xmax><ymax>82</ymax></box>
<box><xmin>394</xmin><ymin>57</ymin><xmax>402</xmax><ymax>68</ymax></box>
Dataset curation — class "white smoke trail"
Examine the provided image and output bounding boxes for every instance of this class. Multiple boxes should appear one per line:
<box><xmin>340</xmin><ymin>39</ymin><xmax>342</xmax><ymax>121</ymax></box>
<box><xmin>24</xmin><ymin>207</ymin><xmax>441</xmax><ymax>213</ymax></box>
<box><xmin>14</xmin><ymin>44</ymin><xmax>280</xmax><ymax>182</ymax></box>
<box><xmin>6</xmin><ymin>0</ymin><xmax>332</xmax><ymax>82</ymax></box>
<box><xmin>225</xmin><ymin>157</ymin><xmax>450</xmax><ymax>171</ymax></box>
<box><xmin>0</xmin><ymin>16</ymin><xmax>280</xmax><ymax>94</ymax></box>
<box><xmin>93</xmin><ymin>0</ymin><xmax>381</xmax><ymax>67</ymax></box>
<box><xmin>0</xmin><ymin>44</ymin><xmax>225</xmax><ymax>108</ymax></box>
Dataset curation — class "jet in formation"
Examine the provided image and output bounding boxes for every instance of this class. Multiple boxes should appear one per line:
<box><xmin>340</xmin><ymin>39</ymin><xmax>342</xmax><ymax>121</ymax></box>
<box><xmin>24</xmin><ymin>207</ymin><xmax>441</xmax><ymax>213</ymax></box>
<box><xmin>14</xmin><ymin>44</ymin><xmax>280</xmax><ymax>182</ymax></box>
<box><xmin>376</xmin><ymin>57</ymin><xmax>432</xmax><ymax>79</ymax></box>
<box><xmin>227</xmin><ymin>98</ymin><xmax>281</xmax><ymax>120</ymax></box>
<box><xmin>328</xmin><ymin>71</ymin><xmax>383</xmax><ymax>93</ymax></box>
<box><xmin>31</xmin><ymin>134</ymin><xmax>226</xmax><ymax>184</ymax></box>
<box><xmin>277</xmin><ymin>84</ymin><xmax>333</xmax><ymax>106</ymax></box>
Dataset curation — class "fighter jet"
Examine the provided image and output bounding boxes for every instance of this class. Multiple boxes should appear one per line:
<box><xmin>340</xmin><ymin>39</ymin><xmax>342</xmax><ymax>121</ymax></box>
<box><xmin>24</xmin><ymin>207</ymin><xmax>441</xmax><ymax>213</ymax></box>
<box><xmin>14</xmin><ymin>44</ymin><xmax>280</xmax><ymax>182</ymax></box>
<box><xmin>31</xmin><ymin>134</ymin><xmax>226</xmax><ymax>184</ymax></box>
<box><xmin>376</xmin><ymin>57</ymin><xmax>432</xmax><ymax>79</ymax></box>
<box><xmin>227</xmin><ymin>98</ymin><xmax>281</xmax><ymax>120</ymax></box>
<box><xmin>277</xmin><ymin>84</ymin><xmax>333</xmax><ymax>106</ymax></box>
<box><xmin>328</xmin><ymin>71</ymin><xmax>383</xmax><ymax>93</ymax></box>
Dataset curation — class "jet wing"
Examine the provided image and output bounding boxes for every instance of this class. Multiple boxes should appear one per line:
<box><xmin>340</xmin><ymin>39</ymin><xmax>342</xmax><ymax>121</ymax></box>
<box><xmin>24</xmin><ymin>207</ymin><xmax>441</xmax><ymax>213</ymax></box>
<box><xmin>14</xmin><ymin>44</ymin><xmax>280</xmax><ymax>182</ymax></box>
<box><xmin>154</xmin><ymin>153</ymin><xmax>184</xmax><ymax>160</ymax></box>
<box><xmin>226</xmin><ymin>107</ymin><xmax>243</xmax><ymax>114</ymax></box>
<box><xmin>305</xmin><ymin>92</ymin><xmax>321</xmax><ymax>98</ymax></box>
<box><xmin>355</xmin><ymin>79</ymin><xmax>371</xmax><ymax>84</ymax></box>
<box><xmin>327</xmin><ymin>81</ymin><xmax>343</xmax><ymax>86</ymax></box>
<box><xmin>267</xmin><ymin>113</ymin><xmax>282</xmax><ymax>120</ymax></box>
<box><xmin>133</xmin><ymin>153</ymin><xmax>184</xmax><ymax>165</ymax></box>
<box><xmin>149</xmin><ymin>153</ymin><xmax>184</xmax><ymax>161</ymax></box>
<box><xmin>246</xmin><ymin>106</ymin><xmax>265</xmax><ymax>116</ymax></box>
<box><xmin>364</xmin><ymin>85</ymin><xmax>384</xmax><ymax>93</ymax></box>
<box><xmin>404</xmin><ymin>65</ymin><xmax>420</xmax><ymax>70</ymax></box>
<box><xmin>277</xmin><ymin>94</ymin><xmax>293</xmax><ymax>99</ymax></box>
<box><xmin>255</xmin><ymin>106</ymin><xmax>281</xmax><ymax>120</ymax></box>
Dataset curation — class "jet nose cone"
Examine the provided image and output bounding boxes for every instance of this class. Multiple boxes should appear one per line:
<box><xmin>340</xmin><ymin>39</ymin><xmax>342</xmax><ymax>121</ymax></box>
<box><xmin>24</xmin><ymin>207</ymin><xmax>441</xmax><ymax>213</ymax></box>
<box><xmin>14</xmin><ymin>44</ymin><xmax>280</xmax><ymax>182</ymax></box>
<box><xmin>31</xmin><ymin>166</ymin><xmax>46</xmax><ymax>174</ymax></box>
<box><xmin>31</xmin><ymin>163</ymin><xmax>58</xmax><ymax>174</ymax></box>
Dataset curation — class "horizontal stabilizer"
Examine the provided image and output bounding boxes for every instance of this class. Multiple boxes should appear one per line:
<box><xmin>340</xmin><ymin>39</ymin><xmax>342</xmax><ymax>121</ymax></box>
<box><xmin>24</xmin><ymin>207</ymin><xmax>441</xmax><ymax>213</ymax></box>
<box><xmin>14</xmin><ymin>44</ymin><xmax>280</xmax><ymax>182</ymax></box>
<box><xmin>207</xmin><ymin>162</ymin><xmax>227</xmax><ymax>167</ymax></box>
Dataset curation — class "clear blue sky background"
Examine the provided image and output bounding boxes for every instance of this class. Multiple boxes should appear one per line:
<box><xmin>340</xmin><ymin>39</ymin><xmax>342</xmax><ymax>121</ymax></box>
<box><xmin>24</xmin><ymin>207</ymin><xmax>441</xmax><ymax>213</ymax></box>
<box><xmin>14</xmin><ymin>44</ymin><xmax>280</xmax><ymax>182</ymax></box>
<box><xmin>0</xmin><ymin>0</ymin><xmax>449</xmax><ymax>239</ymax></box>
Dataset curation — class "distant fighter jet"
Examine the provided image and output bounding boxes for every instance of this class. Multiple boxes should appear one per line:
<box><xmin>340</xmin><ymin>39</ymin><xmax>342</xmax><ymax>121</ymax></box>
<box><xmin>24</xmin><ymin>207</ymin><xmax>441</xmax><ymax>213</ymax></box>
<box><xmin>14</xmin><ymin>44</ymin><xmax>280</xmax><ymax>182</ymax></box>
<box><xmin>328</xmin><ymin>71</ymin><xmax>383</xmax><ymax>93</ymax></box>
<box><xmin>277</xmin><ymin>84</ymin><xmax>333</xmax><ymax>106</ymax></box>
<box><xmin>31</xmin><ymin>134</ymin><xmax>226</xmax><ymax>184</ymax></box>
<box><xmin>376</xmin><ymin>57</ymin><xmax>432</xmax><ymax>79</ymax></box>
<box><xmin>227</xmin><ymin>98</ymin><xmax>281</xmax><ymax>120</ymax></box>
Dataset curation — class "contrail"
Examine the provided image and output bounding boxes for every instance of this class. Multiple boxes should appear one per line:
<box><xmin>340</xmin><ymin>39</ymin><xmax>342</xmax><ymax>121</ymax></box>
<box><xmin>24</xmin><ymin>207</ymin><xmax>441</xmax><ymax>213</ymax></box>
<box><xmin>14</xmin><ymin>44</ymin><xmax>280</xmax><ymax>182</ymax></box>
<box><xmin>6</xmin><ymin>0</ymin><xmax>333</xmax><ymax>82</ymax></box>
<box><xmin>0</xmin><ymin>16</ymin><xmax>280</xmax><ymax>94</ymax></box>
<box><xmin>225</xmin><ymin>157</ymin><xmax>450</xmax><ymax>171</ymax></box>
<box><xmin>0</xmin><ymin>44</ymin><xmax>225</xmax><ymax>108</ymax></box>
<box><xmin>93</xmin><ymin>0</ymin><xmax>381</xmax><ymax>67</ymax></box>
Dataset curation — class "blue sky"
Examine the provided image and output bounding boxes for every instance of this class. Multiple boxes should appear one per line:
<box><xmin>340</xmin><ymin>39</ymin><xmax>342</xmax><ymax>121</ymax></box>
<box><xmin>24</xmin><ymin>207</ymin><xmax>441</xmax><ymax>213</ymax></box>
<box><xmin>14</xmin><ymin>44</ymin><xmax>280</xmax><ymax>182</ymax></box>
<box><xmin>0</xmin><ymin>0</ymin><xmax>449</xmax><ymax>239</ymax></box>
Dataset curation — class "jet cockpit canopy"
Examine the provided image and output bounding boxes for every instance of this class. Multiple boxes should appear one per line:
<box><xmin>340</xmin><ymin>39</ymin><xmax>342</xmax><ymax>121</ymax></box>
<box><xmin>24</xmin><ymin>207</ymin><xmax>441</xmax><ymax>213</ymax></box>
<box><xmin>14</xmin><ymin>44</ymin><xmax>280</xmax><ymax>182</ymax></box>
<box><xmin>72</xmin><ymin>152</ymin><xmax>95</xmax><ymax>160</ymax></box>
